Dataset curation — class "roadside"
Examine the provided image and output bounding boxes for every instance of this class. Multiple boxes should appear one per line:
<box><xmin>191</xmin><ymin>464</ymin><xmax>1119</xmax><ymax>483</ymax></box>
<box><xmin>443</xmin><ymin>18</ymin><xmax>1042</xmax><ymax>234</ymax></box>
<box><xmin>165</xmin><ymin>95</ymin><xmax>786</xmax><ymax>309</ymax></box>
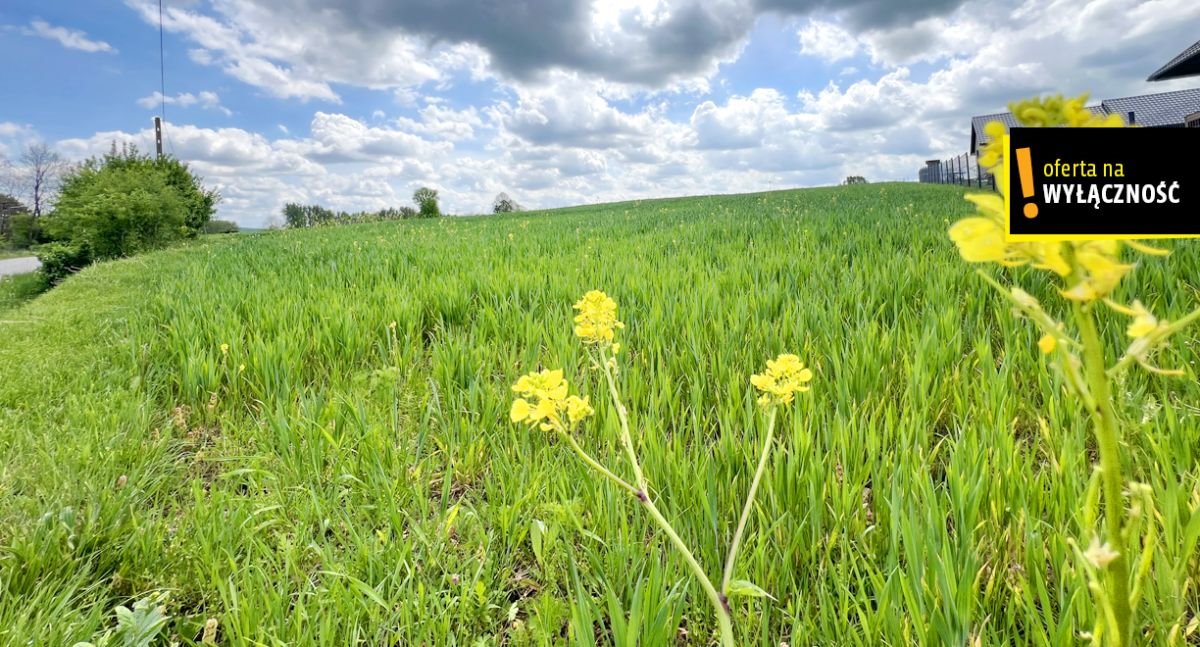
<box><xmin>0</xmin><ymin>256</ymin><xmax>40</xmax><ymax>279</ymax></box>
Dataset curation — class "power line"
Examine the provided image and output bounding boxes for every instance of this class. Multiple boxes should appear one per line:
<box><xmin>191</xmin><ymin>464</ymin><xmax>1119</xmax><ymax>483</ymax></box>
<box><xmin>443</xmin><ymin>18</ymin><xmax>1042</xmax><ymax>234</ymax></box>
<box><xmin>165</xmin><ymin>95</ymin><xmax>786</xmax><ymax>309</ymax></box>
<box><xmin>158</xmin><ymin>0</ymin><xmax>166</xmax><ymax>124</ymax></box>
<box><xmin>156</xmin><ymin>0</ymin><xmax>175</xmax><ymax>158</ymax></box>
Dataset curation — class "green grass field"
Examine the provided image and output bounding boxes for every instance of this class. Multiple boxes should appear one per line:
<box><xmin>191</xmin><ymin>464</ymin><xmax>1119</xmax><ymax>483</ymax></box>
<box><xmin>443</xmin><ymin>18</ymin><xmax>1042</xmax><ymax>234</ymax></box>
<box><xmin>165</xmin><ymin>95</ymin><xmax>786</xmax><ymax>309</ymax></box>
<box><xmin>1</xmin><ymin>183</ymin><xmax>1197</xmax><ymax>645</ymax></box>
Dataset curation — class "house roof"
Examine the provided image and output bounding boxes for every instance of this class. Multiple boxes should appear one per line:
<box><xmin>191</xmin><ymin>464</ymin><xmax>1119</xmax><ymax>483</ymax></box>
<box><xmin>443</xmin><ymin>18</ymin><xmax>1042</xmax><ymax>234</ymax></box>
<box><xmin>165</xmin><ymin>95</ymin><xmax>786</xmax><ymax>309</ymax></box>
<box><xmin>970</xmin><ymin>106</ymin><xmax>1105</xmax><ymax>151</ymax></box>
<box><xmin>970</xmin><ymin>88</ymin><xmax>1200</xmax><ymax>150</ymax></box>
<box><xmin>1100</xmin><ymin>87</ymin><xmax>1200</xmax><ymax>127</ymax></box>
<box><xmin>1147</xmin><ymin>40</ymin><xmax>1200</xmax><ymax>82</ymax></box>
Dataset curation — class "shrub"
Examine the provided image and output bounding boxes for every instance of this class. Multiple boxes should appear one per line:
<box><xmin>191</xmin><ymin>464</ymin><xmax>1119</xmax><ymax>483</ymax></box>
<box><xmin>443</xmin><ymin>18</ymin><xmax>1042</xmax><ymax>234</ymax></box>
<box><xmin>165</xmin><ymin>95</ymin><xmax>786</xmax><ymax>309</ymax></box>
<box><xmin>0</xmin><ymin>193</ymin><xmax>29</xmax><ymax>240</ymax></box>
<box><xmin>203</xmin><ymin>219</ymin><xmax>240</xmax><ymax>234</ymax></box>
<box><xmin>8</xmin><ymin>213</ymin><xmax>43</xmax><ymax>249</ymax></box>
<box><xmin>93</xmin><ymin>144</ymin><xmax>218</xmax><ymax>234</ymax></box>
<box><xmin>413</xmin><ymin>187</ymin><xmax>440</xmax><ymax>218</ymax></box>
<box><xmin>36</xmin><ymin>241</ymin><xmax>92</xmax><ymax>284</ymax></box>
<box><xmin>47</xmin><ymin>163</ymin><xmax>187</xmax><ymax>260</ymax></box>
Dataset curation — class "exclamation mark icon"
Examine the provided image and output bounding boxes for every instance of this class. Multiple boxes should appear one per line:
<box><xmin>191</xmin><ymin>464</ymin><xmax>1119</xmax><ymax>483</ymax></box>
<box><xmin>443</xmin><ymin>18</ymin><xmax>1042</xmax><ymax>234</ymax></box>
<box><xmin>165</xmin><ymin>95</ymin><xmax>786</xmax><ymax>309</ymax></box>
<box><xmin>1015</xmin><ymin>147</ymin><xmax>1038</xmax><ymax>218</ymax></box>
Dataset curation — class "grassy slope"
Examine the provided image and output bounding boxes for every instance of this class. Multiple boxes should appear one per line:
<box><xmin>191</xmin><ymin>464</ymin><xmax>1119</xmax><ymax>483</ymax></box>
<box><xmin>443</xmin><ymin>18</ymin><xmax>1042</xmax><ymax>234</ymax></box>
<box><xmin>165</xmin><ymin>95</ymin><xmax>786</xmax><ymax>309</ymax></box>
<box><xmin>0</xmin><ymin>183</ymin><xmax>1197</xmax><ymax>645</ymax></box>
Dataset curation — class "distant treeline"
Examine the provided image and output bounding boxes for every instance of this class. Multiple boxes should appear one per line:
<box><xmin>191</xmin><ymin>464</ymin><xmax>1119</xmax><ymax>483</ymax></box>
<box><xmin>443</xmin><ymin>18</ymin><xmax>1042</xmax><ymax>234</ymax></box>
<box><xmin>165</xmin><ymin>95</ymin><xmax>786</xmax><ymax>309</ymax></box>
<box><xmin>282</xmin><ymin>203</ymin><xmax>421</xmax><ymax>228</ymax></box>
<box><xmin>283</xmin><ymin>187</ymin><xmax>442</xmax><ymax>228</ymax></box>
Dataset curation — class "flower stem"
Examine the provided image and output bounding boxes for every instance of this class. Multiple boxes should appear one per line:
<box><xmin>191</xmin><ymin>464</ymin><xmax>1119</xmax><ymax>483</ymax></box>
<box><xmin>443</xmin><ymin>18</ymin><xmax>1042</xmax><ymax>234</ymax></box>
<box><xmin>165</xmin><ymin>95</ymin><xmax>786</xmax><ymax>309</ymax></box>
<box><xmin>1074</xmin><ymin>301</ymin><xmax>1134</xmax><ymax>646</ymax></box>
<box><xmin>638</xmin><ymin>495</ymin><xmax>736</xmax><ymax>647</ymax></box>
<box><xmin>596</xmin><ymin>345</ymin><xmax>734</xmax><ymax>647</ymax></box>
<box><xmin>558</xmin><ymin>430</ymin><xmax>640</xmax><ymax>497</ymax></box>
<box><xmin>721</xmin><ymin>406</ymin><xmax>776</xmax><ymax>595</ymax></box>
<box><xmin>598</xmin><ymin>347</ymin><xmax>646</xmax><ymax>489</ymax></box>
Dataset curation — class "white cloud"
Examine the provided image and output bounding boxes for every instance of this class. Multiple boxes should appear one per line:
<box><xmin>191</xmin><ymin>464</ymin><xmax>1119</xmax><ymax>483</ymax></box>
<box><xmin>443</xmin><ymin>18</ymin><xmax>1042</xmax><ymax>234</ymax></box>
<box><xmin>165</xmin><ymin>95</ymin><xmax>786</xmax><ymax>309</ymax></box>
<box><xmin>797</xmin><ymin>20</ymin><xmax>860</xmax><ymax>62</ymax></box>
<box><xmin>136</xmin><ymin>91</ymin><xmax>233</xmax><ymax>117</ymax></box>
<box><xmin>0</xmin><ymin>123</ymin><xmax>38</xmax><ymax>160</ymax></box>
<box><xmin>26</xmin><ymin>20</ymin><xmax>116</xmax><ymax>54</ymax></box>
<box><xmin>21</xmin><ymin>0</ymin><xmax>1200</xmax><ymax>229</ymax></box>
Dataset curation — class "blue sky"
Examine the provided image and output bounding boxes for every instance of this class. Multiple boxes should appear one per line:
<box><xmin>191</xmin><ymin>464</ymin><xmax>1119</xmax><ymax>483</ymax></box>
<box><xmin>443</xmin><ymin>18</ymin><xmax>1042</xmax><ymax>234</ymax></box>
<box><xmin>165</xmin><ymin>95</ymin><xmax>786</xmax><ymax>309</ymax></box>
<box><xmin>1</xmin><ymin>0</ymin><xmax>1198</xmax><ymax>226</ymax></box>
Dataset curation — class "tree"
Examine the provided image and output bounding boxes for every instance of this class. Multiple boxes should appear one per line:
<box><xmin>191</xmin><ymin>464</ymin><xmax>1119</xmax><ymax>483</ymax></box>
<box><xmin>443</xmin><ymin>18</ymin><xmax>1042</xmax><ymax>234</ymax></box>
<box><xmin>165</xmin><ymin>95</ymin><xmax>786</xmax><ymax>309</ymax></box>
<box><xmin>0</xmin><ymin>192</ymin><xmax>29</xmax><ymax>240</ymax></box>
<box><xmin>19</xmin><ymin>143</ymin><xmax>68</xmax><ymax>216</ymax></box>
<box><xmin>413</xmin><ymin>187</ymin><xmax>440</xmax><ymax>218</ymax></box>
<box><xmin>492</xmin><ymin>192</ymin><xmax>521</xmax><ymax>214</ymax></box>
<box><xmin>95</xmin><ymin>143</ymin><xmax>218</xmax><ymax>232</ymax></box>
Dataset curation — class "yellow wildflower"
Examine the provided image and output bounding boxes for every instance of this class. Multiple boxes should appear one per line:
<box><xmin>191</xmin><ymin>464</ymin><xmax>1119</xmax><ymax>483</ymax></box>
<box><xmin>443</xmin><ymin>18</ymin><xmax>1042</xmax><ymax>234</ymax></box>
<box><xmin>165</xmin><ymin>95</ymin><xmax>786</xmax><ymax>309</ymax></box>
<box><xmin>949</xmin><ymin>194</ymin><xmax>1071</xmax><ymax>275</ymax></box>
<box><xmin>1062</xmin><ymin>241</ymin><xmax>1132</xmax><ymax>302</ymax></box>
<box><xmin>750</xmin><ymin>354</ymin><xmax>813</xmax><ymax>407</ymax></box>
<box><xmin>948</xmin><ymin>217</ymin><xmax>1007</xmax><ymax>264</ymax></box>
<box><xmin>220</xmin><ymin>343</ymin><xmax>229</xmax><ymax>355</ymax></box>
<box><xmin>509</xmin><ymin>398</ymin><xmax>531</xmax><ymax>422</ymax></box>
<box><xmin>1106</xmin><ymin>299</ymin><xmax>1159</xmax><ymax>338</ymax></box>
<box><xmin>978</xmin><ymin>121</ymin><xmax>1007</xmax><ymax>169</ymax></box>
<box><xmin>510</xmin><ymin>369</ymin><xmax>592</xmax><ymax>432</ymax></box>
<box><xmin>565</xmin><ymin>395</ymin><xmax>594</xmax><ymax>426</ymax></box>
<box><xmin>573</xmin><ymin>290</ymin><xmax>625</xmax><ymax>344</ymax></box>
<box><xmin>1038</xmin><ymin>334</ymin><xmax>1057</xmax><ymax>354</ymax></box>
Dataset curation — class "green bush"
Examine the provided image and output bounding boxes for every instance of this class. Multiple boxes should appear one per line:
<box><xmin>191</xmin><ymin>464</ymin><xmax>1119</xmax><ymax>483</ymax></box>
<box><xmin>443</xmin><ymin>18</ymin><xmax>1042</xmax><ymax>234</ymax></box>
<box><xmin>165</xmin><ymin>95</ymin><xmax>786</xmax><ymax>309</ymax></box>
<box><xmin>8</xmin><ymin>214</ymin><xmax>42</xmax><ymax>249</ymax></box>
<box><xmin>46</xmin><ymin>162</ymin><xmax>188</xmax><ymax>260</ymax></box>
<box><xmin>36</xmin><ymin>241</ymin><xmax>92</xmax><ymax>284</ymax></box>
<box><xmin>203</xmin><ymin>219</ymin><xmax>240</xmax><ymax>234</ymax></box>
<box><xmin>42</xmin><ymin>144</ymin><xmax>218</xmax><ymax>263</ymax></box>
<box><xmin>92</xmin><ymin>144</ymin><xmax>218</xmax><ymax>233</ymax></box>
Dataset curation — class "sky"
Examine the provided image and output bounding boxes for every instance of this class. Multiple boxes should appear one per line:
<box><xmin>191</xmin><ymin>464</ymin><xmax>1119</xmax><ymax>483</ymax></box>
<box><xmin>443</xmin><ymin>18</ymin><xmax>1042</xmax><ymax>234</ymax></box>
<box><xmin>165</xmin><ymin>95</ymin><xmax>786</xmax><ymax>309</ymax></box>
<box><xmin>0</xmin><ymin>0</ymin><xmax>1198</xmax><ymax>227</ymax></box>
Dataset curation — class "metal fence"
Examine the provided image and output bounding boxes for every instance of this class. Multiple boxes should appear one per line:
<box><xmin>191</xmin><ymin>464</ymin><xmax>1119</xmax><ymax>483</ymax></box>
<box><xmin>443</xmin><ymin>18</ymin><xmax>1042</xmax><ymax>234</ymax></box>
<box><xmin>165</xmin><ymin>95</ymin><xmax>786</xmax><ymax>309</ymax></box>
<box><xmin>917</xmin><ymin>152</ymin><xmax>996</xmax><ymax>191</ymax></box>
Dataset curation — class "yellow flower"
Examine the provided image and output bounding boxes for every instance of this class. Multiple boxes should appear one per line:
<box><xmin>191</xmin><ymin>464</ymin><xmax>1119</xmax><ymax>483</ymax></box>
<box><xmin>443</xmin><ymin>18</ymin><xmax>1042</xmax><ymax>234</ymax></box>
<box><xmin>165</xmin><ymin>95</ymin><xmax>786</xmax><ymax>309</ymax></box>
<box><xmin>510</xmin><ymin>398</ymin><xmax>532</xmax><ymax>422</ymax></box>
<box><xmin>1106</xmin><ymin>299</ymin><xmax>1159</xmax><ymax>338</ymax></box>
<box><xmin>1031</xmin><ymin>242</ymin><xmax>1070</xmax><ymax>277</ymax></box>
<box><xmin>510</xmin><ymin>369</ymin><xmax>590</xmax><ymax>432</ymax></box>
<box><xmin>949</xmin><ymin>217</ymin><xmax>1007</xmax><ymax>264</ymax></box>
<box><xmin>573</xmin><ymin>290</ymin><xmax>624</xmax><ymax>345</ymax></box>
<box><xmin>1128</xmin><ymin>310</ymin><xmax>1158</xmax><ymax>338</ymax></box>
<box><xmin>1062</xmin><ymin>241</ymin><xmax>1132</xmax><ymax>302</ymax></box>
<box><xmin>978</xmin><ymin>121</ymin><xmax>1007</xmax><ymax>169</ymax></box>
<box><xmin>565</xmin><ymin>395</ymin><xmax>594</xmax><ymax>426</ymax></box>
<box><xmin>220</xmin><ymin>343</ymin><xmax>229</xmax><ymax>355</ymax></box>
<box><xmin>1038</xmin><ymin>334</ymin><xmax>1057</xmax><ymax>354</ymax></box>
<box><xmin>750</xmin><ymin>354</ymin><xmax>813</xmax><ymax>407</ymax></box>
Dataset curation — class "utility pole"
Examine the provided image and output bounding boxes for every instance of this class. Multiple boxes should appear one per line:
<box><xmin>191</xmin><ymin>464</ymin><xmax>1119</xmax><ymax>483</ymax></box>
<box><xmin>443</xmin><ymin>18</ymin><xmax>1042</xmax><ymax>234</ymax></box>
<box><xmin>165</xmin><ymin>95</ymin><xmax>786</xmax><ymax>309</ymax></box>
<box><xmin>154</xmin><ymin>117</ymin><xmax>163</xmax><ymax>160</ymax></box>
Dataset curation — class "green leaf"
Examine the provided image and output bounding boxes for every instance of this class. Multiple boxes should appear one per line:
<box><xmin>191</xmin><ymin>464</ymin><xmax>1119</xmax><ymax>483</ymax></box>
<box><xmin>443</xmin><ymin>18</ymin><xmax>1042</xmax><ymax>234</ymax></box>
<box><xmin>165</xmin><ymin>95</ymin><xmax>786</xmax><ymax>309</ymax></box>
<box><xmin>726</xmin><ymin>579</ymin><xmax>776</xmax><ymax>601</ymax></box>
<box><xmin>531</xmin><ymin>518</ymin><xmax>546</xmax><ymax>567</ymax></box>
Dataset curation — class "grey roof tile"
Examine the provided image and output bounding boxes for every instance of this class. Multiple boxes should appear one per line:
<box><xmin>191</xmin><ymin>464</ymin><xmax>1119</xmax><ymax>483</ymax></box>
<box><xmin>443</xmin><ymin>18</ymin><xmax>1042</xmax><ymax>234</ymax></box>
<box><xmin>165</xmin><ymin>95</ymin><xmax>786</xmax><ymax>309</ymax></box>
<box><xmin>1101</xmin><ymin>87</ymin><xmax>1200</xmax><ymax>127</ymax></box>
<box><xmin>1147</xmin><ymin>40</ymin><xmax>1200</xmax><ymax>81</ymax></box>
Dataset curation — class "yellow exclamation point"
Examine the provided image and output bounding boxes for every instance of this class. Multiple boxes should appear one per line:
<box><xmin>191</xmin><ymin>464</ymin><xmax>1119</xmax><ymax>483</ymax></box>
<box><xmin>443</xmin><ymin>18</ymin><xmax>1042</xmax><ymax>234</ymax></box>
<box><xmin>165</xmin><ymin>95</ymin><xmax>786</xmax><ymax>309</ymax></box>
<box><xmin>1015</xmin><ymin>147</ymin><xmax>1038</xmax><ymax>219</ymax></box>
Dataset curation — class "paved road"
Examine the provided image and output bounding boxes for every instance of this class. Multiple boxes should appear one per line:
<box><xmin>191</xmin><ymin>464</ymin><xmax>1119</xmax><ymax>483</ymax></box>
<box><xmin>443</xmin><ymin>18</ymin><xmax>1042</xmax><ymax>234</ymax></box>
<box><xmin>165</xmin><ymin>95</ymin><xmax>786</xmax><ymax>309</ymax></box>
<box><xmin>0</xmin><ymin>256</ymin><xmax>40</xmax><ymax>279</ymax></box>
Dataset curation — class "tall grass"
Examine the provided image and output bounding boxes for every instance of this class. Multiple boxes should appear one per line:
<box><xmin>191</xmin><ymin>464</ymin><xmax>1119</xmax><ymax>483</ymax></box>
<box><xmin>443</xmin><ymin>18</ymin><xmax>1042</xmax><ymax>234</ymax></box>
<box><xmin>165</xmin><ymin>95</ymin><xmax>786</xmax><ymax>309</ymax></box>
<box><xmin>0</xmin><ymin>183</ymin><xmax>1197</xmax><ymax>645</ymax></box>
